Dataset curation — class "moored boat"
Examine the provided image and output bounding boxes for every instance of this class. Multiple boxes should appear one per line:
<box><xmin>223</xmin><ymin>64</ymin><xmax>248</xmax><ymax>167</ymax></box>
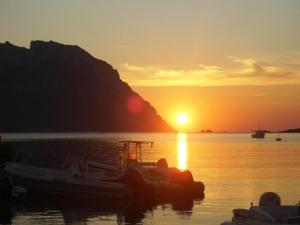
<box><xmin>89</xmin><ymin>140</ymin><xmax>205</xmax><ymax>200</ymax></box>
<box><xmin>3</xmin><ymin>140</ymin><xmax>204</xmax><ymax>203</ymax></box>
<box><xmin>77</xmin><ymin>140</ymin><xmax>205</xmax><ymax>200</ymax></box>
<box><xmin>4</xmin><ymin>162</ymin><xmax>136</xmax><ymax>201</ymax></box>
<box><xmin>221</xmin><ymin>192</ymin><xmax>300</xmax><ymax>225</ymax></box>
<box><xmin>276</xmin><ymin>133</ymin><xmax>282</xmax><ymax>142</ymax></box>
<box><xmin>251</xmin><ymin>130</ymin><xmax>266</xmax><ymax>138</ymax></box>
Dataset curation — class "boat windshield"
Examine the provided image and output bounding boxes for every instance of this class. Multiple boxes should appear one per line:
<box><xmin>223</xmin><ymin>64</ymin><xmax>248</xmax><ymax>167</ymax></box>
<box><xmin>118</xmin><ymin>141</ymin><xmax>153</xmax><ymax>168</ymax></box>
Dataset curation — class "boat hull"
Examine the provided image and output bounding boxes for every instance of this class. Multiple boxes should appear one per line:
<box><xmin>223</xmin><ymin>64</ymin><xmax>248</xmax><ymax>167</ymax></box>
<box><xmin>251</xmin><ymin>134</ymin><xmax>265</xmax><ymax>138</ymax></box>
<box><xmin>251</xmin><ymin>131</ymin><xmax>265</xmax><ymax>138</ymax></box>
<box><xmin>221</xmin><ymin>206</ymin><xmax>300</xmax><ymax>225</ymax></box>
<box><xmin>5</xmin><ymin>163</ymin><xmax>131</xmax><ymax>201</ymax></box>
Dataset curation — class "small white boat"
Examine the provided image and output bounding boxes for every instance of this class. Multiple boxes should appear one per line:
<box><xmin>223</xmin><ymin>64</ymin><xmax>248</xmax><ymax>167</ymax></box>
<box><xmin>4</xmin><ymin>162</ymin><xmax>133</xmax><ymax>201</ymax></box>
<box><xmin>222</xmin><ymin>206</ymin><xmax>300</xmax><ymax>225</ymax></box>
<box><xmin>221</xmin><ymin>192</ymin><xmax>300</xmax><ymax>225</ymax></box>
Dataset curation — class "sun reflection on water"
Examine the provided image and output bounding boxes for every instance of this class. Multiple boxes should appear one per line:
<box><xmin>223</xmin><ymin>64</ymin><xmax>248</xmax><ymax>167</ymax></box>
<box><xmin>177</xmin><ymin>133</ymin><xmax>188</xmax><ymax>170</ymax></box>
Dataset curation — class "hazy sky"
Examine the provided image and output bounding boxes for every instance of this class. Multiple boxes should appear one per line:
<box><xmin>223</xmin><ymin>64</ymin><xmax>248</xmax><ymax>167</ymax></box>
<box><xmin>1</xmin><ymin>0</ymin><xmax>299</xmax><ymax>85</ymax></box>
<box><xmin>1</xmin><ymin>0</ymin><xmax>300</xmax><ymax>131</ymax></box>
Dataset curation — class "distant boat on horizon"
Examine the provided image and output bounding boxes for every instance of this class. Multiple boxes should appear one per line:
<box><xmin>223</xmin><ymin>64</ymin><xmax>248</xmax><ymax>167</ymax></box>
<box><xmin>275</xmin><ymin>133</ymin><xmax>282</xmax><ymax>142</ymax></box>
<box><xmin>251</xmin><ymin>129</ymin><xmax>265</xmax><ymax>139</ymax></box>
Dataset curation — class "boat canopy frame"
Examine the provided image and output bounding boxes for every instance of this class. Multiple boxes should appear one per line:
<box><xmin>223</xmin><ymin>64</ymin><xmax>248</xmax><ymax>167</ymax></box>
<box><xmin>118</xmin><ymin>141</ymin><xmax>154</xmax><ymax>169</ymax></box>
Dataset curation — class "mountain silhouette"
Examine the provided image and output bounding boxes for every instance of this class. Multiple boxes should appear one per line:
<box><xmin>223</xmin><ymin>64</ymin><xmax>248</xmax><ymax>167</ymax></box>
<box><xmin>280</xmin><ymin>128</ymin><xmax>300</xmax><ymax>133</ymax></box>
<box><xmin>0</xmin><ymin>41</ymin><xmax>174</xmax><ymax>132</ymax></box>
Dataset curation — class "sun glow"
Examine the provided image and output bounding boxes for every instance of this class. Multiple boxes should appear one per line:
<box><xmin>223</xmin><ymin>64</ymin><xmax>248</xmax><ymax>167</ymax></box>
<box><xmin>176</xmin><ymin>113</ymin><xmax>188</xmax><ymax>125</ymax></box>
<box><xmin>177</xmin><ymin>133</ymin><xmax>187</xmax><ymax>170</ymax></box>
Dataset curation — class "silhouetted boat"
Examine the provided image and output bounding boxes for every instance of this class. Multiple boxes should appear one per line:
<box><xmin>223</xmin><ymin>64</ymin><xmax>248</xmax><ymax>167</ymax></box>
<box><xmin>82</xmin><ymin>141</ymin><xmax>205</xmax><ymax>200</ymax></box>
<box><xmin>221</xmin><ymin>192</ymin><xmax>300</xmax><ymax>225</ymax></box>
<box><xmin>222</xmin><ymin>206</ymin><xmax>300</xmax><ymax>225</ymax></box>
<box><xmin>3</xmin><ymin>162</ymin><xmax>146</xmax><ymax>201</ymax></box>
<box><xmin>275</xmin><ymin>133</ymin><xmax>282</xmax><ymax>142</ymax></box>
<box><xmin>251</xmin><ymin>130</ymin><xmax>265</xmax><ymax>138</ymax></box>
<box><xmin>118</xmin><ymin>140</ymin><xmax>205</xmax><ymax>199</ymax></box>
<box><xmin>4</xmin><ymin>140</ymin><xmax>204</xmax><ymax>203</ymax></box>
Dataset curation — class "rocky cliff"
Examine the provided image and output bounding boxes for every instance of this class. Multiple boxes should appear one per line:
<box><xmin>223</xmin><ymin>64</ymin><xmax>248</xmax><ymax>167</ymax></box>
<box><xmin>0</xmin><ymin>41</ymin><xmax>174</xmax><ymax>132</ymax></box>
<box><xmin>280</xmin><ymin>128</ymin><xmax>300</xmax><ymax>133</ymax></box>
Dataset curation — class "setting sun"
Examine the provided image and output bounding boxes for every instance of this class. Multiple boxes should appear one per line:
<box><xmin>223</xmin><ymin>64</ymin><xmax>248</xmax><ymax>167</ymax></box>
<box><xmin>177</xmin><ymin>113</ymin><xmax>188</xmax><ymax>125</ymax></box>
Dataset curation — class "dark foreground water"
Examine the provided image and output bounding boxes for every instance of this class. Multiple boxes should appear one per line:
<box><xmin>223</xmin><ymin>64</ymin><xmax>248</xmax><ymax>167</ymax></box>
<box><xmin>1</xmin><ymin>133</ymin><xmax>300</xmax><ymax>225</ymax></box>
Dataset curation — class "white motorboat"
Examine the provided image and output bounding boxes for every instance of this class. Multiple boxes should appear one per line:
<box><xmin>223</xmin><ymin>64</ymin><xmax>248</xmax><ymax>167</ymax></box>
<box><xmin>222</xmin><ymin>206</ymin><xmax>300</xmax><ymax>225</ymax></box>
<box><xmin>4</xmin><ymin>162</ymin><xmax>135</xmax><ymax>201</ymax></box>
<box><xmin>221</xmin><ymin>192</ymin><xmax>300</xmax><ymax>225</ymax></box>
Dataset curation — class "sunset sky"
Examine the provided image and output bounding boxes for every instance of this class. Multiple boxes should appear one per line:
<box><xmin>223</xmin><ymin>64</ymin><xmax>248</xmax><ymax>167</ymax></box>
<box><xmin>1</xmin><ymin>0</ymin><xmax>300</xmax><ymax>131</ymax></box>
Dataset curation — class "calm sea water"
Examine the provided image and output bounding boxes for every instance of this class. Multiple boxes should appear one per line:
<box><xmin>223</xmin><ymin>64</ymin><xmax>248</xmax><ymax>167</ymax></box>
<box><xmin>1</xmin><ymin>133</ymin><xmax>300</xmax><ymax>225</ymax></box>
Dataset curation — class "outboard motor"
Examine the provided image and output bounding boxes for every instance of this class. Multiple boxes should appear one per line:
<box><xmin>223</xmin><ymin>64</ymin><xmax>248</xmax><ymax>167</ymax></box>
<box><xmin>191</xmin><ymin>182</ymin><xmax>205</xmax><ymax>198</ymax></box>
<box><xmin>157</xmin><ymin>158</ymin><xmax>168</xmax><ymax>169</ymax></box>
<box><xmin>259</xmin><ymin>192</ymin><xmax>281</xmax><ymax>206</ymax></box>
<box><xmin>170</xmin><ymin>170</ymin><xmax>194</xmax><ymax>187</ymax></box>
<box><xmin>170</xmin><ymin>170</ymin><xmax>205</xmax><ymax>198</ymax></box>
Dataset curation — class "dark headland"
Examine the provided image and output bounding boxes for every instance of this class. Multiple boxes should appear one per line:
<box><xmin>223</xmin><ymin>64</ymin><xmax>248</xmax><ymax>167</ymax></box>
<box><xmin>0</xmin><ymin>41</ymin><xmax>174</xmax><ymax>132</ymax></box>
<box><xmin>280</xmin><ymin>128</ymin><xmax>300</xmax><ymax>133</ymax></box>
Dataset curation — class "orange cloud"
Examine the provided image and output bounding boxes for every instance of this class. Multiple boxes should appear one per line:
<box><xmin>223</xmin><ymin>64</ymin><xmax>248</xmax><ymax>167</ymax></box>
<box><xmin>228</xmin><ymin>56</ymin><xmax>294</xmax><ymax>78</ymax></box>
<box><xmin>120</xmin><ymin>57</ymin><xmax>299</xmax><ymax>86</ymax></box>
